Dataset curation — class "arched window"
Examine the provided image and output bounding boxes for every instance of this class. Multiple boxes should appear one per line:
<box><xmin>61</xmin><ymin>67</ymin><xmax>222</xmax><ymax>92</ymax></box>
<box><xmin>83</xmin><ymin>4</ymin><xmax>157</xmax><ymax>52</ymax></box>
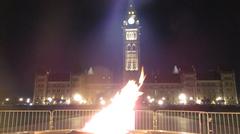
<box><xmin>127</xmin><ymin>44</ymin><xmax>131</xmax><ymax>50</ymax></box>
<box><xmin>132</xmin><ymin>44</ymin><xmax>136</xmax><ymax>51</ymax></box>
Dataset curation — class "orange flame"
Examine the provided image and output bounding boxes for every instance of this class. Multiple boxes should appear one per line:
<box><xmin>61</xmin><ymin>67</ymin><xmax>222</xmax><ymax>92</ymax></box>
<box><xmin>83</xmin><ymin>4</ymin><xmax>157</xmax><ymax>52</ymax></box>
<box><xmin>82</xmin><ymin>68</ymin><xmax>145</xmax><ymax>134</ymax></box>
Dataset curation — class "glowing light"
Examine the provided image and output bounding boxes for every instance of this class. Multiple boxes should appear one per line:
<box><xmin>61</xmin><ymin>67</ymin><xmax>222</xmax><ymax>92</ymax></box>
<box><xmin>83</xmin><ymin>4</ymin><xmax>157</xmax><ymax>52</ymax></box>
<box><xmin>73</xmin><ymin>94</ymin><xmax>82</xmax><ymax>102</ymax></box>
<box><xmin>5</xmin><ymin>98</ymin><xmax>9</xmax><ymax>102</ymax></box>
<box><xmin>179</xmin><ymin>93</ymin><xmax>187</xmax><ymax>104</ymax></box>
<box><xmin>149</xmin><ymin>98</ymin><xmax>155</xmax><ymax>103</ymax></box>
<box><xmin>19</xmin><ymin>98</ymin><xmax>23</xmax><ymax>102</ymax></box>
<box><xmin>128</xmin><ymin>17</ymin><xmax>135</xmax><ymax>24</ymax></box>
<box><xmin>26</xmin><ymin>98</ymin><xmax>31</xmax><ymax>103</ymax></box>
<box><xmin>73</xmin><ymin>93</ymin><xmax>87</xmax><ymax>104</ymax></box>
<box><xmin>147</xmin><ymin>95</ymin><xmax>155</xmax><ymax>103</ymax></box>
<box><xmin>158</xmin><ymin>100</ymin><xmax>164</xmax><ymax>105</ymax></box>
<box><xmin>100</xmin><ymin>99</ymin><xmax>106</xmax><ymax>106</ymax></box>
<box><xmin>66</xmin><ymin>99</ymin><xmax>71</xmax><ymax>105</ymax></box>
<box><xmin>216</xmin><ymin>97</ymin><xmax>222</xmax><ymax>101</ymax></box>
<box><xmin>82</xmin><ymin>67</ymin><xmax>145</xmax><ymax>134</ymax></box>
<box><xmin>83</xmin><ymin>100</ymin><xmax>87</xmax><ymax>104</ymax></box>
<box><xmin>47</xmin><ymin>97</ymin><xmax>53</xmax><ymax>103</ymax></box>
<box><xmin>162</xmin><ymin>97</ymin><xmax>166</xmax><ymax>100</ymax></box>
<box><xmin>189</xmin><ymin>97</ymin><xmax>193</xmax><ymax>100</ymax></box>
<box><xmin>196</xmin><ymin>99</ymin><xmax>202</xmax><ymax>104</ymax></box>
<box><xmin>99</xmin><ymin>97</ymin><xmax>105</xmax><ymax>105</ymax></box>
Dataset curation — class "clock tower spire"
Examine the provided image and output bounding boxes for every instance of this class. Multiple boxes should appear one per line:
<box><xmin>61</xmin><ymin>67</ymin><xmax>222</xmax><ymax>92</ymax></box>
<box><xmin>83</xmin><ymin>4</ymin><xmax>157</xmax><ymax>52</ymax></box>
<box><xmin>122</xmin><ymin>0</ymin><xmax>141</xmax><ymax>82</ymax></box>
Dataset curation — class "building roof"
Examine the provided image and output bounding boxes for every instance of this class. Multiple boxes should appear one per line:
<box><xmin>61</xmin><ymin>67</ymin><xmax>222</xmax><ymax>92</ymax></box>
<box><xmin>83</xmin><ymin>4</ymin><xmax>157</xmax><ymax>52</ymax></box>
<box><xmin>197</xmin><ymin>71</ymin><xmax>221</xmax><ymax>80</ymax></box>
<box><xmin>48</xmin><ymin>73</ymin><xmax>70</xmax><ymax>81</ymax></box>
<box><xmin>178</xmin><ymin>65</ymin><xmax>196</xmax><ymax>73</ymax></box>
<box><xmin>145</xmin><ymin>72</ymin><xmax>181</xmax><ymax>83</ymax></box>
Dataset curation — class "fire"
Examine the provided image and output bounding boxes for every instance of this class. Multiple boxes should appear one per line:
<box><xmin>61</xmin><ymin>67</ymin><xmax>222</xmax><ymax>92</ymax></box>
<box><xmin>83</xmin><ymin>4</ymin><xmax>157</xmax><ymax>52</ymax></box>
<box><xmin>82</xmin><ymin>68</ymin><xmax>146</xmax><ymax>134</ymax></box>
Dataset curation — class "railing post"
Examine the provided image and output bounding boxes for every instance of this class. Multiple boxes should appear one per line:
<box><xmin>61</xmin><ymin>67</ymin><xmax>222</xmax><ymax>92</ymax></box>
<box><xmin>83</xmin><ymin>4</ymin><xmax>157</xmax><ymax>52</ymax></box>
<box><xmin>199</xmin><ymin>112</ymin><xmax>202</xmax><ymax>134</ymax></box>
<box><xmin>207</xmin><ymin>113</ymin><xmax>212</xmax><ymax>134</ymax></box>
<box><xmin>153</xmin><ymin>111</ymin><xmax>158</xmax><ymax>131</ymax></box>
<box><xmin>49</xmin><ymin>111</ymin><xmax>54</xmax><ymax>130</ymax></box>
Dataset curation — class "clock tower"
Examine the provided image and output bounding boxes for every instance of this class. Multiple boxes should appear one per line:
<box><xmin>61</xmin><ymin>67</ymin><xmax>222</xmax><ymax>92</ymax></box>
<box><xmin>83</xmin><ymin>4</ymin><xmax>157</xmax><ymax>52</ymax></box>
<box><xmin>122</xmin><ymin>0</ymin><xmax>141</xmax><ymax>82</ymax></box>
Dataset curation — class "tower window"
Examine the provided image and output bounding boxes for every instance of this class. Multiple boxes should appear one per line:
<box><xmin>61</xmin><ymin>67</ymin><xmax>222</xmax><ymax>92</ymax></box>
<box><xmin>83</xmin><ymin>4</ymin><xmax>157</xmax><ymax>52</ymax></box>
<box><xmin>127</xmin><ymin>44</ymin><xmax>131</xmax><ymax>50</ymax></box>
<box><xmin>126</xmin><ymin>31</ymin><xmax>137</xmax><ymax>40</ymax></box>
<box><xmin>132</xmin><ymin>44</ymin><xmax>136</xmax><ymax>51</ymax></box>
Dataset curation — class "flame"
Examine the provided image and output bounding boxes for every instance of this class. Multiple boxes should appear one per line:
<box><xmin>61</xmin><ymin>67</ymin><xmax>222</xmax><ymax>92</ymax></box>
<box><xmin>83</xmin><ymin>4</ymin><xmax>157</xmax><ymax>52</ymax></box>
<box><xmin>82</xmin><ymin>68</ymin><xmax>145</xmax><ymax>134</ymax></box>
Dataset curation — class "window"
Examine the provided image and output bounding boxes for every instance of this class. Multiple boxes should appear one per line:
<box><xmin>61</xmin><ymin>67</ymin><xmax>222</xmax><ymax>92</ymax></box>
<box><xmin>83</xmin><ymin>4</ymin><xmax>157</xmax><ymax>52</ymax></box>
<box><xmin>133</xmin><ymin>62</ymin><xmax>136</xmax><ymax>70</ymax></box>
<box><xmin>127</xmin><ymin>44</ymin><xmax>137</xmax><ymax>51</ymax></box>
<box><xmin>38</xmin><ymin>78</ymin><xmax>45</xmax><ymax>82</ymax></box>
<box><xmin>126</xmin><ymin>31</ymin><xmax>137</xmax><ymax>40</ymax></box>
<box><xmin>127</xmin><ymin>44</ymin><xmax>131</xmax><ymax>50</ymax></box>
<box><xmin>132</xmin><ymin>44</ymin><xmax>136</xmax><ymax>50</ymax></box>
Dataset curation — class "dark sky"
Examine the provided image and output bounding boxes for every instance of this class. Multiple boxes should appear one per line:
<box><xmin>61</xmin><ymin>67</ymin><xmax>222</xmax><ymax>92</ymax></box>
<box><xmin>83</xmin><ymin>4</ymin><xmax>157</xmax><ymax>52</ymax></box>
<box><xmin>0</xmin><ymin>0</ymin><xmax>240</xmax><ymax>97</ymax></box>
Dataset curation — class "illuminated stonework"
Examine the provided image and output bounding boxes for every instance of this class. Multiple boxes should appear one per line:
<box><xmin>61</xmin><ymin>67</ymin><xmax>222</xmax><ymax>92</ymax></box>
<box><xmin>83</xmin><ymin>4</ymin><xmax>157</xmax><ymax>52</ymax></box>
<box><xmin>126</xmin><ymin>29</ymin><xmax>138</xmax><ymax>40</ymax></box>
<box><xmin>122</xmin><ymin>0</ymin><xmax>141</xmax><ymax>81</ymax></box>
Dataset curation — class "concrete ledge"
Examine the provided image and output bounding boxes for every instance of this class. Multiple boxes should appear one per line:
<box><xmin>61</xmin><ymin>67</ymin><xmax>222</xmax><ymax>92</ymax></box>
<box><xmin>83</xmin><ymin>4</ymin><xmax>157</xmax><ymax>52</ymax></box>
<box><xmin>17</xmin><ymin>130</ymin><xmax>197</xmax><ymax>134</ymax></box>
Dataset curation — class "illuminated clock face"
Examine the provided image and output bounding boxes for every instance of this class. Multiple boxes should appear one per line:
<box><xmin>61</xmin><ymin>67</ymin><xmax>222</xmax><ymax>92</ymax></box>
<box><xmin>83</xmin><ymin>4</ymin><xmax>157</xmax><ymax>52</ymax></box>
<box><xmin>128</xmin><ymin>17</ymin><xmax>135</xmax><ymax>25</ymax></box>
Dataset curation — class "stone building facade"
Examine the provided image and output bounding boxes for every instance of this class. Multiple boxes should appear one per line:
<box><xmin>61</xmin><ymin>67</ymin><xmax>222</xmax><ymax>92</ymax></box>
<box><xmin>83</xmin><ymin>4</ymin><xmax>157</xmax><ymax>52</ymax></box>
<box><xmin>33</xmin><ymin>66</ymin><xmax>238</xmax><ymax>105</ymax></box>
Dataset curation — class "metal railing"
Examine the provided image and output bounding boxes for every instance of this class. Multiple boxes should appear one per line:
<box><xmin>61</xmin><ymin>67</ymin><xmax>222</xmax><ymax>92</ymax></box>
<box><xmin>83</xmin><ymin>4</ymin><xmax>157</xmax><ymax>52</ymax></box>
<box><xmin>0</xmin><ymin>110</ymin><xmax>50</xmax><ymax>133</ymax></box>
<box><xmin>0</xmin><ymin>109</ymin><xmax>239</xmax><ymax>134</ymax></box>
<box><xmin>155</xmin><ymin>110</ymin><xmax>204</xmax><ymax>134</ymax></box>
<box><xmin>207</xmin><ymin>112</ymin><xmax>240</xmax><ymax>134</ymax></box>
<box><xmin>52</xmin><ymin>109</ymin><xmax>98</xmax><ymax>131</ymax></box>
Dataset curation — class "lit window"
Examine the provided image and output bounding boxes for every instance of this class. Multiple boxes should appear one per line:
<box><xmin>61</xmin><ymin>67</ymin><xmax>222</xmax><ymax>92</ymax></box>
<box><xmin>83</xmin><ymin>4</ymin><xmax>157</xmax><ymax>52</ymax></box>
<box><xmin>133</xmin><ymin>62</ymin><xmax>136</xmax><ymax>69</ymax></box>
<box><xmin>126</xmin><ymin>32</ymin><xmax>137</xmax><ymax>40</ymax></box>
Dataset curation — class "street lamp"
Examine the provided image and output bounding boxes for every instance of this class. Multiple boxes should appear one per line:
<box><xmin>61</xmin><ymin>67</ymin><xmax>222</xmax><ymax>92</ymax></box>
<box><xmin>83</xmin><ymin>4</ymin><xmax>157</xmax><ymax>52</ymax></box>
<box><xmin>73</xmin><ymin>93</ymin><xmax>86</xmax><ymax>104</ymax></box>
<box><xmin>158</xmin><ymin>100</ymin><xmax>164</xmax><ymax>105</ymax></box>
<box><xmin>196</xmin><ymin>99</ymin><xmax>202</xmax><ymax>104</ymax></box>
<box><xmin>99</xmin><ymin>97</ymin><xmax>106</xmax><ymax>105</ymax></box>
<box><xmin>178</xmin><ymin>93</ymin><xmax>187</xmax><ymax>105</ymax></box>
<box><xmin>146</xmin><ymin>95</ymin><xmax>155</xmax><ymax>103</ymax></box>
<box><xmin>26</xmin><ymin>98</ymin><xmax>31</xmax><ymax>103</ymax></box>
<box><xmin>19</xmin><ymin>98</ymin><xmax>23</xmax><ymax>102</ymax></box>
<box><xmin>5</xmin><ymin>98</ymin><xmax>10</xmax><ymax>102</ymax></box>
<box><xmin>216</xmin><ymin>97</ymin><xmax>222</xmax><ymax>101</ymax></box>
<box><xmin>73</xmin><ymin>94</ymin><xmax>82</xmax><ymax>102</ymax></box>
<box><xmin>66</xmin><ymin>99</ymin><xmax>71</xmax><ymax>105</ymax></box>
<box><xmin>47</xmin><ymin>97</ymin><xmax>53</xmax><ymax>103</ymax></box>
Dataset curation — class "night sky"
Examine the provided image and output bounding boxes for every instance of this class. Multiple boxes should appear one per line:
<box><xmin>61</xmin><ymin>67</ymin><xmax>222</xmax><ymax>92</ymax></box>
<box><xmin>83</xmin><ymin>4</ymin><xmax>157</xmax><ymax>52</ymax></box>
<box><xmin>0</xmin><ymin>0</ymin><xmax>240</xmax><ymax>97</ymax></box>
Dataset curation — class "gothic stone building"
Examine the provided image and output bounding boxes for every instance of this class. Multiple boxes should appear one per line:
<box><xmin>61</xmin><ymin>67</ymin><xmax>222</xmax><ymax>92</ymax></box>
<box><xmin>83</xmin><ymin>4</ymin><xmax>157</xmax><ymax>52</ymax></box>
<box><xmin>33</xmin><ymin>66</ymin><xmax>238</xmax><ymax>105</ymax></box>
<box><xmin>33</xmin><ymin>1</ymin><xmax>238</xmax><ymax>105</ymax></box>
